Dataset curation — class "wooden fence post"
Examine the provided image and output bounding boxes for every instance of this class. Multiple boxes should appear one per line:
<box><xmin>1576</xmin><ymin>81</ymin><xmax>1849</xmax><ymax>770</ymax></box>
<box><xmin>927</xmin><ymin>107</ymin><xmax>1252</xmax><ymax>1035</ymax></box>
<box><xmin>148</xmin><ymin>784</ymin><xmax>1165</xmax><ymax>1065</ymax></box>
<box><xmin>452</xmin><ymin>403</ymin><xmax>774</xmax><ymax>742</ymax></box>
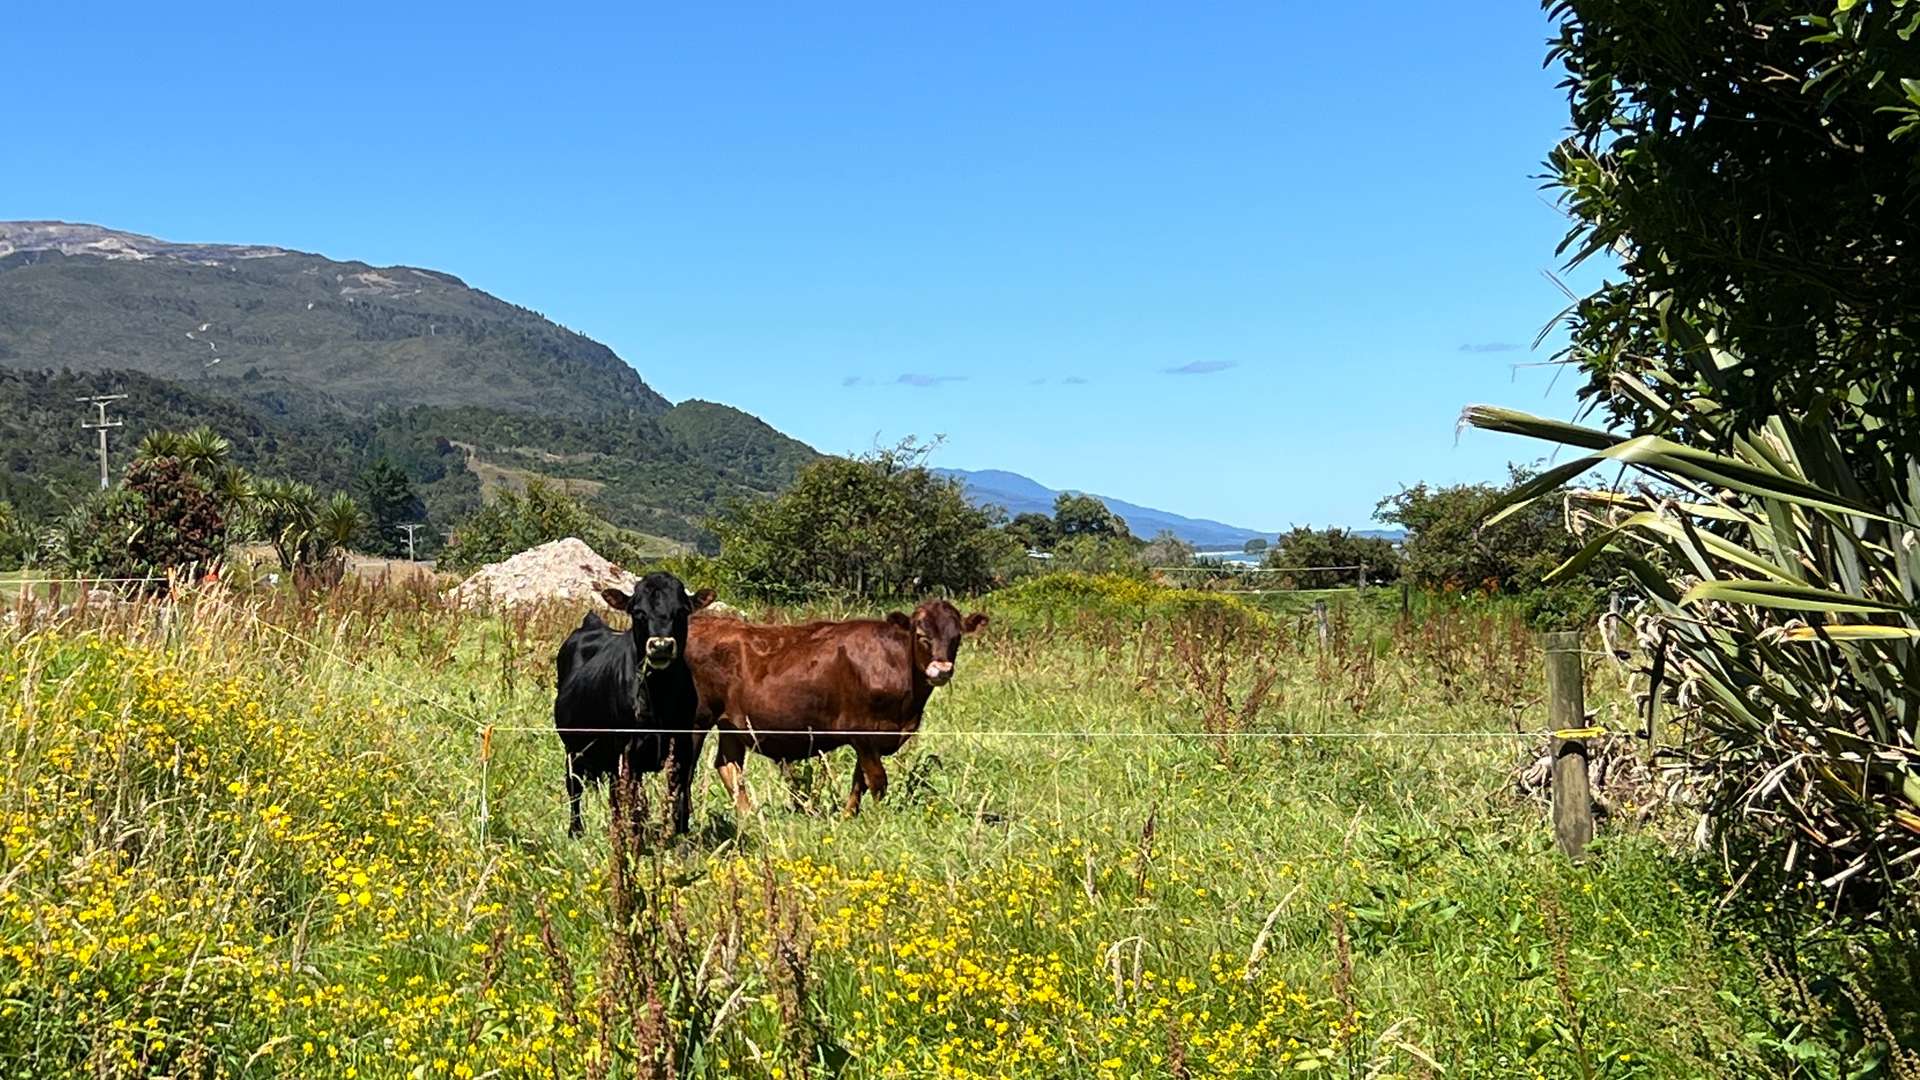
<box><xmin>1400</xmin><ymin>581</ymin><xmax>1410</xmax><ymax>621</ymax></box>
<box><xmin>1314</xmin><ymin>600</ymin><xmax>1329</xmax><ymax>650</ymax></box>
<box><xmin>1543</xmin><ymin>631</ymin><xmax>1593</xmax><ymax>857</ymax></box>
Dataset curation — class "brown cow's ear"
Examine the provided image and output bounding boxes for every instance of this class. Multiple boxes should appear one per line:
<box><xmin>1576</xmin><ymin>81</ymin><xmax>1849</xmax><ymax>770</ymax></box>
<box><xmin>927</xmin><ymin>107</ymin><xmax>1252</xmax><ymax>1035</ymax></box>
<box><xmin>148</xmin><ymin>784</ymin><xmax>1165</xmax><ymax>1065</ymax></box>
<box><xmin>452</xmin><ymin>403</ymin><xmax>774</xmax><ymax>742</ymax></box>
<box><xmin>600</xmin><ymin>587</ymin><xmax>631</xmax><ymax>612</ymax></box>
<box><xmin>690</xmin><ymin>588</ymin><xmax>717</xmax><ymax>611</ymax></box>
<box><xmin>887</xmin><ymin>612</ymin><xmax>913</xmax><ymax>630</ymax></box>
<box><xmin>963</xmin><ymin>612</ymin><xmax>990</xmax><ymax>633</ymax></box>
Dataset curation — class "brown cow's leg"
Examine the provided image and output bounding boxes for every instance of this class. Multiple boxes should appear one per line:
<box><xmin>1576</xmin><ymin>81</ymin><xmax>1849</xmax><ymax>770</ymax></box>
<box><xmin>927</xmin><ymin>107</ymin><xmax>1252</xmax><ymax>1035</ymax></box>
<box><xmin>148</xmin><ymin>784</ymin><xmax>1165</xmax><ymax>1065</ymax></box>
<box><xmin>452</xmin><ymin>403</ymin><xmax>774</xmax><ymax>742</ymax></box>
<box><xmin>714</xmin><ymin>732</ymin><xmax>754</xmax><ymax>814</ymax></box>
<box><xmin>779</xmin><ymin>761</ymin><xmax>806</xmax><ymax>813</ymax></box>
<box><xmin>857</xmin><ymin>749</ymin><xmax>889</xmax><ymax>802</ymax></box>
<box><xmin>843</xmin><ymin>760</ymin><xmax>868</xmax><ymax>817</ymax></box>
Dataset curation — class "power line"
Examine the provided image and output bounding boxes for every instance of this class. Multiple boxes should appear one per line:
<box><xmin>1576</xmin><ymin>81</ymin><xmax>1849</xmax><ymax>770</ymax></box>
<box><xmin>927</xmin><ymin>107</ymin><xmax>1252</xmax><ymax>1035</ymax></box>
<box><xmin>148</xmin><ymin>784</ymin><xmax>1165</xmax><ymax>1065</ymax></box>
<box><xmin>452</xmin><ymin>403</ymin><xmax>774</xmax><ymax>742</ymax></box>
<box><xmin>76</xmin><ymin>394</ymin><xmax>127</xmax><ymax>490</ymax></box>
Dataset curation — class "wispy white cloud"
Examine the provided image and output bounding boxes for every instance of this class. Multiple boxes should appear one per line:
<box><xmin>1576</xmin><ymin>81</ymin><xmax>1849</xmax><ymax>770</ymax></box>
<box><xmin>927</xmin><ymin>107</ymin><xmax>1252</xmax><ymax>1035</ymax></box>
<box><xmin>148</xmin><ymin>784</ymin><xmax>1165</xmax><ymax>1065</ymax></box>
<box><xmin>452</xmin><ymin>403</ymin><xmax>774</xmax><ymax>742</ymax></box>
<box><xmin>1163</xmin><ymin>360</ymin><xmax>1235</xmax><ymax>375</ymax></box>
<box><xmin>898</xmin><ymin>373</ymin><xmax>966</xmax><ymax>387</ymax></box>
<box><xmin>1458</xmin><ymin>342</ymin><xmax>1522</xmax><ymax>353</ymax></box>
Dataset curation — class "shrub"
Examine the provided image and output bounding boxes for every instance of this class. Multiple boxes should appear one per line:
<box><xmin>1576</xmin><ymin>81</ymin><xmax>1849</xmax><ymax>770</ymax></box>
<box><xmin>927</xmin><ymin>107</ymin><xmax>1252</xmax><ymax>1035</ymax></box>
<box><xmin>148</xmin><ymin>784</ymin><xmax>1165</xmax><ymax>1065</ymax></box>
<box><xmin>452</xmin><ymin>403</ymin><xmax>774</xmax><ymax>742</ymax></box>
<box><xmin>0</xmin><ymin>501</ymin><xmax>32</xmax><ymax>570</ymax></box>
<box><xmin>984</xmin><ymin>572</ymin><xmax>1268</xmax><ymax>635</ymax></box>
<box><xmin>1004</xmin><ymin>512</ymin><xmax>1059</xmax><ymax>553</ymax></box>
<box><xmin>1136</xmin><ymin>530</ymin><xmax>1196</xmax><ymax>569</ymax></box>
<box><xmin>1543</xmin><ymin>0</ymin><xmax>1920</xmax><ymax>471</ymax></box>
<box><xmin>252</xmin><ymin>479</ymin><xmax>367</xmax><ymax>584</ymax></box>
<box><xmin>44</xmin><ymin>457</ymin><xmax>227</xmax><ymax>583</ymax></box>
<box><xmin>1474</xmin><ymin>0</ymin><xmax>1920</xmax><ymax>912</ymax></box>
<box><xmin>1052</xmin><ymin>492</ymin><xmax>1130</xmax><ymax>539</ymax></box>
<box><xmin>1376</xmin><ymin>468</ymin><xmax>1603</xmax><ymax>599</ymax></box>
<box><xmin>1266</xmin><ymin>526</ymin><xmax>1399</xmax><ymax>586</ymax></box>
<box><xmin>438</xmin><ymin>480</ymin><xmax>641</xmax><ymax>573</ymax></box>
<box><xmin>708</xmin><ymin>441</ymin><xmax>1018</xmax><ymax>603</ymax></box>
<box><xmin>1049</xmin><ymin>535</ymin><xmax>1148</xmax><ymax>577</ymax></box>
<box><xmin>356</xmin><ymin>457</ymin><xmax>426</xmax><ymax>557</ymax></box>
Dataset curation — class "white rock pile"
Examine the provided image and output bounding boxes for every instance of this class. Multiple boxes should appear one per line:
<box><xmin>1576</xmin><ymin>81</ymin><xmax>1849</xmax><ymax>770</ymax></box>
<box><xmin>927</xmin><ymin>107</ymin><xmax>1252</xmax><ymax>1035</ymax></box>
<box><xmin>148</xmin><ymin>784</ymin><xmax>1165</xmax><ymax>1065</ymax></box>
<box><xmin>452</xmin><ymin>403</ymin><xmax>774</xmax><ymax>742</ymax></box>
<box><xmin>446</xmin><ymin>537</ymin><xmax>636</xmax><ymax>611</ymax></box>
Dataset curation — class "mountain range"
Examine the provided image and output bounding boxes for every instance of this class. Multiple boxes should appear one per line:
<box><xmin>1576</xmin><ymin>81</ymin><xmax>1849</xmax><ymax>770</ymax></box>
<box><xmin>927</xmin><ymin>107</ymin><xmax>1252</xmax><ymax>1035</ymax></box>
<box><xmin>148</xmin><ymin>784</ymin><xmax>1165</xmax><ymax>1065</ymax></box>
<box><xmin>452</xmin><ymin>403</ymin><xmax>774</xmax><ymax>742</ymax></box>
<box><xmin>0</xmin><ymin>222</ymin><xmax>813</xmax><ymax>550</ymax></box>
<box><xmin>934</xmin><ymin>468</ymin><xmax>1277</xmax><ymax>548</ymax></box>
<box><xmin>1</xmin><ymin>221</ymin><xmax>1334</xmax><ymax>554</ymax></box>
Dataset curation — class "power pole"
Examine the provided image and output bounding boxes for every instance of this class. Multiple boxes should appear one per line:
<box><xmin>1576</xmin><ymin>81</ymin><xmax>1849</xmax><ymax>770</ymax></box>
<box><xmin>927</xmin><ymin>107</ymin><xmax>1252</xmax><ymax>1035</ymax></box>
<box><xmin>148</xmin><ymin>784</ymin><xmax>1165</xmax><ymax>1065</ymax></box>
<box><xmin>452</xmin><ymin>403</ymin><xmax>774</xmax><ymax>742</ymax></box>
<box><xmin>77</xmin><ymin>395</ymin><xmax>128</xmax><ymax>489</ymax></box>
<box><xmin>398</xmin><ymin>523</ymin><xmax>423</xmax><ymax>562</ymax></box>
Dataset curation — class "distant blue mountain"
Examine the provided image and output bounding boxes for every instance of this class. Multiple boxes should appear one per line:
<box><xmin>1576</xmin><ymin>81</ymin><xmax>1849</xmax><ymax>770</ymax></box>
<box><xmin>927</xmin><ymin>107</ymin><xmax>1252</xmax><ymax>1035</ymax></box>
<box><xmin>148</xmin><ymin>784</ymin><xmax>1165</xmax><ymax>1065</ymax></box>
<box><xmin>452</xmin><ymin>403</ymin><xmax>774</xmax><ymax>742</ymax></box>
<box><xmin>934</xmin><ymin>467</ymin><xmax>1278</xmax><ymax>549</ymax></box>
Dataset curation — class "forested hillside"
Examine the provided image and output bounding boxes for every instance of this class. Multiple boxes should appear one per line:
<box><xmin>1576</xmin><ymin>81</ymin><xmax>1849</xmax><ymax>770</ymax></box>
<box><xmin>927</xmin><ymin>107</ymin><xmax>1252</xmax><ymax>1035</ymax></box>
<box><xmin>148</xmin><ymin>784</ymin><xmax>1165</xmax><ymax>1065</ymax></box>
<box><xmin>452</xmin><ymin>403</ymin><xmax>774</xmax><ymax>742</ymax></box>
<box><xmin>1</xmin><ymin>368</ymin><xmax>813</xmax><ymax>547</ymax></box>
<box><xmin>0</xmin><ymin>223</ymin><xmax>820</xmax><ymax>547</ymax></box>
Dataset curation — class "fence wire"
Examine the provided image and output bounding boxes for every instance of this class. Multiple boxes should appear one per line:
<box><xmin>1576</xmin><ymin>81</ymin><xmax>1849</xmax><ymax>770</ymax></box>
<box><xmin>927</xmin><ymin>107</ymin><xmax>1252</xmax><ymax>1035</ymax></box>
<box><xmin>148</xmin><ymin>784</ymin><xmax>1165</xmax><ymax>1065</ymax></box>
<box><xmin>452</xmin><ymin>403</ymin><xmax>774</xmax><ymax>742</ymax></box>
<box><xmin>5</xmin><ymin>586</ymin><xmax>1622</xmax><ymax>846</ymax></box>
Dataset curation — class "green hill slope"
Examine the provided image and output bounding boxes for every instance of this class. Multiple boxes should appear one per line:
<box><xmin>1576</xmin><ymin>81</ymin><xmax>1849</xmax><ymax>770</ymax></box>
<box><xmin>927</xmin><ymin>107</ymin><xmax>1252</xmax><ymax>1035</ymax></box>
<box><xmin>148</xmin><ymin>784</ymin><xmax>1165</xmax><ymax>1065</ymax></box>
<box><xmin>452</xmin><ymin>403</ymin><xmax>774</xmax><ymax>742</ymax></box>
<box><xmin>0</xmin><ymin>222</ymin><xmax>666</xmax><ymax>420</ymax></box>
<box><xmin>0</xmin><ymin>223</ymin><xmax>820</xmax><ymax>549</ymax></box>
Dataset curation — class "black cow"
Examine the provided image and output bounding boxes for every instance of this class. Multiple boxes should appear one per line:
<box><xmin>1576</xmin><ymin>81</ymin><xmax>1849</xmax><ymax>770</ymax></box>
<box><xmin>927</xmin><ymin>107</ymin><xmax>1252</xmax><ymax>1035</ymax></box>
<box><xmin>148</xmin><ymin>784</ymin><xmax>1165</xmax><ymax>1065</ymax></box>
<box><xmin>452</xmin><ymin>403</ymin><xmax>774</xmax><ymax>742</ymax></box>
<box><xmin>553</xmin><ymin>572</ymin><xmax>715</xmax><ymax>837</ymax></box>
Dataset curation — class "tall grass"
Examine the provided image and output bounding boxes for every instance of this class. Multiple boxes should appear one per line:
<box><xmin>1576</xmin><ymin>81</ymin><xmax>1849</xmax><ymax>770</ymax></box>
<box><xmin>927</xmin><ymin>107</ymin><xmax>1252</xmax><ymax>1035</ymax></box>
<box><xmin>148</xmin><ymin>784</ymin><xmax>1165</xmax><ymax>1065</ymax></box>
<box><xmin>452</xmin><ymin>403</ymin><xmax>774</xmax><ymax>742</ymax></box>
<box><xmin>0</xmin><ymin>575</ymin><xmax>1890</xmax><ymax>1075</ymax></box>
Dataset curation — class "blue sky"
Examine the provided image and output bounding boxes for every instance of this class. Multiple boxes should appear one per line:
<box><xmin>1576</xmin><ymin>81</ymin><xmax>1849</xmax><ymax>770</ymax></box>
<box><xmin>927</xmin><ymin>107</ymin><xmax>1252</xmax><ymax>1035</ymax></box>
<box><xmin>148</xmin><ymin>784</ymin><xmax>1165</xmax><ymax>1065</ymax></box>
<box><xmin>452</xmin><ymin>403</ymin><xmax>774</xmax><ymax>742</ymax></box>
<box><xmin>4</xmin><ymin>1</ymin><xmax>1597</xmax><ymax>532</ymax></box>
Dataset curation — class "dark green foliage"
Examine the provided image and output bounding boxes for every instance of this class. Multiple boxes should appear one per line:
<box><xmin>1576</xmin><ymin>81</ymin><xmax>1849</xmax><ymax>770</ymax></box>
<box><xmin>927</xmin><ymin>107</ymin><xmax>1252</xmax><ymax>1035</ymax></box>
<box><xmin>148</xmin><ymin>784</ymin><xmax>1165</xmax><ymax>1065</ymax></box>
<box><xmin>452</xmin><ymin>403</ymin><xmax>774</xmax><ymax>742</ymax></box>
<box><xmin>655</xmin><ymin>400</ymin><xmax>818</xmax><ymax>491</ymax></box>
<box><xmin>252</xmin><ymin>479</ymin><xmax>363</xmax><ymax>577</ymax></box>
<box><xmin>1052</xmin><ymin>493</ymin><xmax>1129</xmax><ymax>540</ymax></box>
<box><xmin>0</xmin><ymin>369</ymin><xmax>356</xmax><ymax>522</ymax></box>
<box><xmin>1242</xmin><ymin>537</ymin><xmax>1268</xmax><ymax>555</ymax></box>
<box><xmin>0</xmin><ymin>370</ymin><xmax>814</xmax><ymax>552</ymax></box>
<box><xmin>0</xmin><ymin>501</ymin><xmax>34</xmax><ymax>570</ymax></box>
<box><xmin>356</xmin><ymin>458</ymin><xmax>424</xmax><ymax>557</ymax></box>
<box><xmin>369</xmin><ymin>402</ymin><xmax>814</xmax><ymax>547</ymax></box>
<box><xmin>1545</xmin><ymin>0</ymin><xmax>1920</xmax><ymax>468</ymax></box>
<box><xmin>1375</xmin><ymin>468</ymin><xmax>1592</xmax><ymax>596</ymax></box>
<box><xmin>709</xmin><ymin>442</ymin><xmax>1018</xmax><ymax>603</ymax></box>
<box><xmin>46</xmin><ymin>457</ymin><xmax>226</xmax><ymax>582</ymax></box>
<box><xmin>1266</xmin><ymin>526</ymin><xmax>1400</xmax><ymax>586</ymax></box>
<box><xmin>1044</xmin><ymin>535</ymin><xmax>1146</xmax><ymax>576</ymax></box>
<box><xmin>1004</xmin><ymin>512</ymin><xmax>1059</xmax><ymax>553</ymax></box>
<box><xmin>1461</xmin><ymin>1</ymin><xmax>1920</xmax><ymax>926</ymax></box>
<box><xmin>437</xmin><ymin>481</ymin><xmax>648</xmax><ymax>574</ymax></box>
<box><xmin>123</xmin><ymin>457</ymin><xmax>227</xmax><ymax>577</ymax></box>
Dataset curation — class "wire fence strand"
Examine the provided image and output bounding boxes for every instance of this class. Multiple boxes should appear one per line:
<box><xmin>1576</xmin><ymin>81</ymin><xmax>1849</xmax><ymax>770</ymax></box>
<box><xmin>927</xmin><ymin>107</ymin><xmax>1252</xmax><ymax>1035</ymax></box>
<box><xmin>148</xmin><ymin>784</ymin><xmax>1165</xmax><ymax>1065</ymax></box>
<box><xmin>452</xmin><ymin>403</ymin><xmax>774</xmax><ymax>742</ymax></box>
<box><xmin>16</xmin><ymin>588</ymin><xmax>1601</xmax><ymax>746</ymax></box>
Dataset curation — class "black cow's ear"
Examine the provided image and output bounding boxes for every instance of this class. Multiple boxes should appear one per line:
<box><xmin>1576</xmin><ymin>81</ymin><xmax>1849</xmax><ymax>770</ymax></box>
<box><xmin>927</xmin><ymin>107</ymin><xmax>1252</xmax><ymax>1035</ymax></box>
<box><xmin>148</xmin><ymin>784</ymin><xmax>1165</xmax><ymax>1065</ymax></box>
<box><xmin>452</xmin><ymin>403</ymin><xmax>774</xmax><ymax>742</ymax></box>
<box><xmin>600</xmin><ymin>587</ymin><xmax>631</xmax><ymax>612</ymax></box>
<box><xmin>963</xmin><ymin>612</ymin><xmax>990</xmax><ymax>633</ymax></box>
<box><xmin>690</xmin><ymin>588</ymin><xmax>717</xmax><ymax>611</ymax></box>
<box><xmin>886</xmin><ymin>612</ymin><xmax>912</xmax><ymax>630</ymax></box>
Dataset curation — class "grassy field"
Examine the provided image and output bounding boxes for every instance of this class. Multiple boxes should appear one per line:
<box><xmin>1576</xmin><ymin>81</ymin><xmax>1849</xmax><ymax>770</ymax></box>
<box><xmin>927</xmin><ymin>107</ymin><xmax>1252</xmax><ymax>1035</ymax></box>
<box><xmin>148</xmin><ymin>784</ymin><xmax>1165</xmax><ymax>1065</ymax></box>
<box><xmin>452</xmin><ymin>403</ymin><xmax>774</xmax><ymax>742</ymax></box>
<box><xmin>0</xmin><ymin>575</ymin><xmax>1854</xmax><ymax>1077</ymax></box>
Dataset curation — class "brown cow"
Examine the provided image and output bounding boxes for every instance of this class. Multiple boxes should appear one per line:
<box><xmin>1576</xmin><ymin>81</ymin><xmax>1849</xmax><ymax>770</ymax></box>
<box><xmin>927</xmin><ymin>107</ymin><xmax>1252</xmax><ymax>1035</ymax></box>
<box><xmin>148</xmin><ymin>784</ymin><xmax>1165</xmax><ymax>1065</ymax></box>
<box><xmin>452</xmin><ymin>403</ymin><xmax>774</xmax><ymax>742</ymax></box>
<box><xmin>688</xmin><ymin>599</ymin><xmax>988</xmax><ymax>816</ymax></box>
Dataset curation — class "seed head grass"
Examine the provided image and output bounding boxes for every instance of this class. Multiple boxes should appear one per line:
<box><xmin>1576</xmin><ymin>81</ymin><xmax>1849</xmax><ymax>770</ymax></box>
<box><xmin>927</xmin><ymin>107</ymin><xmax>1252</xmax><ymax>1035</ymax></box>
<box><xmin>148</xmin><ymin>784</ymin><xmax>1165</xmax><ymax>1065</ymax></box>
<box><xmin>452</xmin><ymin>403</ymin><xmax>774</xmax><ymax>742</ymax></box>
<box><xmin>0</xmin><ymin>580</ymin><xmax>1818</xmax><ymax>1075</ymax></box>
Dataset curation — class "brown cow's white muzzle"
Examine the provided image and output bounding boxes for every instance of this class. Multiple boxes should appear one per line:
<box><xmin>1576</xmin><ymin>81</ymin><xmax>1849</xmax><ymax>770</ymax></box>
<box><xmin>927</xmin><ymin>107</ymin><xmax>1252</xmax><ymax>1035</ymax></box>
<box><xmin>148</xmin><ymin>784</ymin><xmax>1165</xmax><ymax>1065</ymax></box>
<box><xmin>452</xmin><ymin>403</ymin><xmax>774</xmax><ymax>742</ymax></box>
<box><xmin>925</xmin><ymin>661</ymin><xmax>954</xmax><ymax>685</ymax></box>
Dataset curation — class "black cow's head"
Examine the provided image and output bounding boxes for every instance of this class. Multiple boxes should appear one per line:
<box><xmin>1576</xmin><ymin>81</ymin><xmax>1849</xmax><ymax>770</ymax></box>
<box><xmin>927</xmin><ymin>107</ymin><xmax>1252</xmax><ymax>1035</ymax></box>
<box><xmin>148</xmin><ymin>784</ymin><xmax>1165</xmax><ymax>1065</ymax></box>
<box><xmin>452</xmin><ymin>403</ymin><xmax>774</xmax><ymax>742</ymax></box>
<box><xmin>889</xmin><ymin>599</ymin><xmax>989</xmax><ymax>687</ymax></box>
<box><xmin>602</xmin><ymin>573</ymin><xmax>716</xmax><ymax>672</ymax></box>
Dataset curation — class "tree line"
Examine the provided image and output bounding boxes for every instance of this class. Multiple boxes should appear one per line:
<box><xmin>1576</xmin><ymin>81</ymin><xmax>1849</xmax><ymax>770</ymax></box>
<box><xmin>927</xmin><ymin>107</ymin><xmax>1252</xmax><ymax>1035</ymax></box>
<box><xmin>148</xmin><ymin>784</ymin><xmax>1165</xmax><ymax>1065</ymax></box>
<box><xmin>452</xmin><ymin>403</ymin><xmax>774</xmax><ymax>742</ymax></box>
<box><xmin>0</xmin><ymin>417</ymin><xmax>1608</xmax><ymax>627</ymax></box>
<box><xmin>0</xmin><ymin>427</ymin><xmax>432</xmax><ymax>584</ymax></box>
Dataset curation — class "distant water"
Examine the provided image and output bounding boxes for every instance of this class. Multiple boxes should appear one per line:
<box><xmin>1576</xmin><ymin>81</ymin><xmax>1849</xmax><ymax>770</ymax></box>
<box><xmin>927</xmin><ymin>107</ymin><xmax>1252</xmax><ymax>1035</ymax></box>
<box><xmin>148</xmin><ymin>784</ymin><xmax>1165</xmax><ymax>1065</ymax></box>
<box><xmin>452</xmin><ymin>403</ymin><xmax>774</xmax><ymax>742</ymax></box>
<box><xmin>1192</xmin><ymin>550</ymin><xmax>1263</xmax><ymax>567</ymax></box>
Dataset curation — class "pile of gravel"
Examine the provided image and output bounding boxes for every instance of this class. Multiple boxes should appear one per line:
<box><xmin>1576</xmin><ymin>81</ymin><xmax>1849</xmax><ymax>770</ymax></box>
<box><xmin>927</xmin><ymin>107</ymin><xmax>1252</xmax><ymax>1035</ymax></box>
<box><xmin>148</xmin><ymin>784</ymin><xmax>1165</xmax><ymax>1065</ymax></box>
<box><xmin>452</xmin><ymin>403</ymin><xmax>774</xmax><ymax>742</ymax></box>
<box><xmin>445</xmin><ymin>537</ymin><xmax>636</xmax><ymax>611</ymax></box>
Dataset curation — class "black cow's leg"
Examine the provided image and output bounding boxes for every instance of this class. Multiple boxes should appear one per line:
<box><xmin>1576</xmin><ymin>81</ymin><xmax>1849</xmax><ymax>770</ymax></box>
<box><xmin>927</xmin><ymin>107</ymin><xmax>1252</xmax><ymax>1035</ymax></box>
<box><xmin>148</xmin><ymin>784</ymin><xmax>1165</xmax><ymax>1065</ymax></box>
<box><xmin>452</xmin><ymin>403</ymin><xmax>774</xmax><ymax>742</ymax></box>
<box><xmin>565</xmin><ymin>755</ymin><xmax>585</xmax><ymax>838</ymax></box>
<box><xmin>608</xmin><ymin>752</ymin><xmax>626</xmax><ymax>832</ymax></box>
<box><xmin>668</xmin><ymin>734</ymin><xmax>694</xmax><ymax>836</ymax></box>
